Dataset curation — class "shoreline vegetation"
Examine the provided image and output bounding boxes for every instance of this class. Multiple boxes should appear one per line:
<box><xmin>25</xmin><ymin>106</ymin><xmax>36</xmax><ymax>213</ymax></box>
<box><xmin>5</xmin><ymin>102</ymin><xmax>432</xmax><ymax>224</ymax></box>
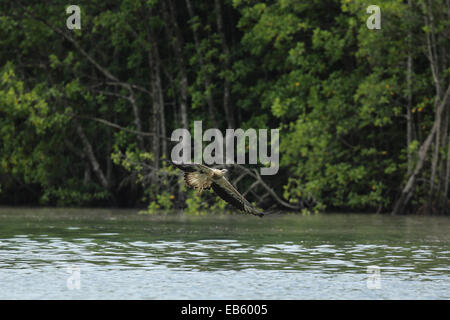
<box><xmin>0</xmin><ymin>1</ymin><xmax>449</xmax><ymax>215</ymax></box>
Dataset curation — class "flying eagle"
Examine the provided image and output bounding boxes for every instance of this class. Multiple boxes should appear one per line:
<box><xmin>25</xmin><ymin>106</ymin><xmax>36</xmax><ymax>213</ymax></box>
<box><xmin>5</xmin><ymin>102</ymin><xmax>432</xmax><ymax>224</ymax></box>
<box><xmin>170</xmin><ymin>162</ymin><xmax>264</xmax><ymax>217</ymax></box>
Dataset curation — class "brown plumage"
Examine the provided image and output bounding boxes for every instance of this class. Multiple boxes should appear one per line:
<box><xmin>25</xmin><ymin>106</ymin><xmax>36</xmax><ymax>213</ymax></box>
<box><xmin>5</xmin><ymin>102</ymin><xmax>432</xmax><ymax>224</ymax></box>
<box><xmin>170</xmin><ymin>161</ymin><xmax>264</xmax><ymax>217</ymax></box>
<box><xmin>184</xmin><ymin>172</ymin><xmax>212</xmax><ymax>195</ymax></box>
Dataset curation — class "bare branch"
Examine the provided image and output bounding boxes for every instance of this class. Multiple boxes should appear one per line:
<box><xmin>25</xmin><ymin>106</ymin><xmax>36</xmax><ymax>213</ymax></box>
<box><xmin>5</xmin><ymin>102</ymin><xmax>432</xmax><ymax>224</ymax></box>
<box><xmin>72</xmin><ymin>114</ymin><xmax>172</xmax><ymax>141</ymax></box>
<box><xmin>234</xmin><ymin>164</ymin><xmax>302</xmax><ymax>210</ymax></box>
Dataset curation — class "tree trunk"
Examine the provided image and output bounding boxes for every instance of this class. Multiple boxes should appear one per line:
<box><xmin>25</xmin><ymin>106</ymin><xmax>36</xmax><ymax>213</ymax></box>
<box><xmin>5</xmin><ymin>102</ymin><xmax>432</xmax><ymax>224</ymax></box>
<box><xmin>428</xmin><ymin>101</ymin><xmax>441</xmax><ymax>207</ymax></box>
<box><xmin>163</xmin><ymin>0</ymin><xmax>189</xmax><ymax>129</ymax></box>
<box><xmin>437</xmin><ymin>106</ymin><xmax>448</xmax><ymax>209</ymax></box>
<box><xmin>149</xmin><ymin>47</ymin><xmax>161</xmax><ymax>175</ymax></box>
<box><xmin>214</xmin><ymin>0</ymin><xmax>235</xmax><ymax>128</ymax></box>
<box><xmin>74</xmin><ymin>118</ymin><xmax>109</xmax><ymax>189</ymax></box>
<box><xmin>106</xmin><ymin>125</ymin><xmax>113</xmax><ymax>184</ymax></box>
<box><xmin>443</xmin><ymin>129</ymin><xmax>450</xmax><ymax>211</ymax></box>
<box><xmin>185</xmin><ymin>0</ymin><xmax>219</xmax><ymax>127</ymax></box>
<box><xmin>438</xmin><ymin>0</ymin><xmax>450</xmax><ymax>212</ymax></box>
<box><xmin>406</xmin><ymin>0</ymin><xmax>414</xmax><ymax>175</ymax></box>
<box><xmin>148</xmin><ymin>6</ymin><xmax>166</xmax><ymax>163</ymax></box>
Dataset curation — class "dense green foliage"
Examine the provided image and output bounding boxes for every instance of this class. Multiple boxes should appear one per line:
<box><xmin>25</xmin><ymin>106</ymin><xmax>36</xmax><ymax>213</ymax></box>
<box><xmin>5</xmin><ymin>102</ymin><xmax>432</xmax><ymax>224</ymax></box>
<box><xmin>0</xmin><ymin>0</ymin><xmax>448</xmax><ymax>214</ymax></box>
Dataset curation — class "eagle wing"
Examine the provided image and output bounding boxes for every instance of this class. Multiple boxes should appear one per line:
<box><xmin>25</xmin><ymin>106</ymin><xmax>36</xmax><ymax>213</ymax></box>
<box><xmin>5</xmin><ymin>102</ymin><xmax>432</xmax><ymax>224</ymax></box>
<box><xmin>212</xmin><ymin>176</ymin><xmax>264</xmax><ymax>217</ymax></box>
<box><xmin>170</xmin><ymin>161</ymin><xmax>213</xmax><ymax>174</ymax></box>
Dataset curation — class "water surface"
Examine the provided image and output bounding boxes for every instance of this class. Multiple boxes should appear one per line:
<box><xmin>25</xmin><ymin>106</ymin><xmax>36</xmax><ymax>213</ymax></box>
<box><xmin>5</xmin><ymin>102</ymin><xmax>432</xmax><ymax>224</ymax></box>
<box><xmin>0</xmin><ymin>208</ymin><xmax>448</xmax><ymax>299</ymax></box>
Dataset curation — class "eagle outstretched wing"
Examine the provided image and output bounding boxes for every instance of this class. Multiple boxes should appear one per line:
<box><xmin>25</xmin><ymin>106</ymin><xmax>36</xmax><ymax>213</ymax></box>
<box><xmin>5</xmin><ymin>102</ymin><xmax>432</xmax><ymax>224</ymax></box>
<box><xmin>169</xmin><ymin>162</ymin><xmax>212</xmax><ymax>174</ymax></box>
<box><xmin>211</xmin><ymin>177</ymin><xmax>264</xmax><ymax>217</ymax></box>
<box><xmin>169</xmin><ymin>161</ymin><xmax>264</xmax><ymax>217</ymax></box>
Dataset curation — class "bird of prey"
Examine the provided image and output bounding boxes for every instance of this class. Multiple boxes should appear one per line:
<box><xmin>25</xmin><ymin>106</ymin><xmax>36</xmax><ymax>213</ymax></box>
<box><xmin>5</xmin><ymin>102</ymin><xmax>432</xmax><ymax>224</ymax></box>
<box><xmin>170</xmin><ymin>162</ymin><xmax>264</xmax><ymax>217</ymax></box>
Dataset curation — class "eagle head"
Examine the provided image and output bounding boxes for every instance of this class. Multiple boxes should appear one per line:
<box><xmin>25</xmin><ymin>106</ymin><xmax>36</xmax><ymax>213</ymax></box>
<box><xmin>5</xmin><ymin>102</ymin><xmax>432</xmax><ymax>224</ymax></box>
<box><xmin>212</xmin><ymin>168</ymin><xmax>227</xmax><ymax>179</ymax></box>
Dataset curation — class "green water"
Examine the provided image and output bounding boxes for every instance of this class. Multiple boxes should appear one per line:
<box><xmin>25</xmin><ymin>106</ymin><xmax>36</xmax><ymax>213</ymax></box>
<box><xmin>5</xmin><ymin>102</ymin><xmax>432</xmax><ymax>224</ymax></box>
<box><xmin>0</xmin><ymin>208</ymin><xmax>448</xmax><ymax>299</ymax></box>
